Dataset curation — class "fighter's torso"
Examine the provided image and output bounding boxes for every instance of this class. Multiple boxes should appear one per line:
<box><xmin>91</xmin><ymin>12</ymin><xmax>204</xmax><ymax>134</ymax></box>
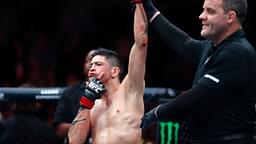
<box><xmin>90</xmin><ymin>86</ymin><xmax>143</xmax><ymax>144</ymax></box>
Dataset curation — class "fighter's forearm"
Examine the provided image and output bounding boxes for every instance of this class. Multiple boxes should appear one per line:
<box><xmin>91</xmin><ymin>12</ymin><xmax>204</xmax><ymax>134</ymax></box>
<box><xmin>134</xmin><ymin>4</ymin><xmax>148</xmax><ymax>47</ymax></box>
<box><xmin>68</xmin><ymin>109</ymin><xmax>91</xmax><ymax>144</ymax></box>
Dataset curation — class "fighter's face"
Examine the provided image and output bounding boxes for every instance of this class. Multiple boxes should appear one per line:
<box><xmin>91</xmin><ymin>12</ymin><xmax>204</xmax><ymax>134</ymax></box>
<box><xmin>88</xmin><ymin>55</ymin><xmax>111</xmax><ymax>82</ymax></box>
<box><xmin>199</xmin><ymin>0</ymin><xmax>229</xmax><ymax>43</ymax></box>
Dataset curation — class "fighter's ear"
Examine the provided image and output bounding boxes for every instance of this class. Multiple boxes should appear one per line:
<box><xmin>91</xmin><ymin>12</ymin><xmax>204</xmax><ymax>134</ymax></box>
<box><xmin>111</xmin><ymin>66</ymin><xmax>120</xmax><ymax>78</ymax></box>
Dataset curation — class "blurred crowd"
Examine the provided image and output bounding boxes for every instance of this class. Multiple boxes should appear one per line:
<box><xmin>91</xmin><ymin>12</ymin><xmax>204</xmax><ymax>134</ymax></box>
<box><xmin>0</xmin><ymin>0</ymin><xmax>255</xmax><ymax>143</ymax></box>
<box><xmin>0</xmin><ymin>31</ymin><xmax>132</xmax><ymax>87</ymax></box>
<box><xmin>0</xmin><ymin>0</ymin><xmax>133</xmax><ymax>87</ymax></box>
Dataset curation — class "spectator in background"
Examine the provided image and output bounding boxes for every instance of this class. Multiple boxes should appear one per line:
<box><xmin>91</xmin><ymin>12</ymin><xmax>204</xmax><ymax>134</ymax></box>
<box><xmin>2</xmin><ymin>101</ymin><xmax>59</xmax><ymax>144</ymax></box>
<box><xmin>52</xmin><ymin>49</ymin><xmax>95</xmax><ymax>143</ymax></box>
<box><xmin>27</xmin><ymin>33</ymin><xmax>57</xmax><ymax>87</ymax></box>
<box><xmin>1</xmin><ymin>83</ymin><xmax>59</xmax><ymax>144</ymax></box>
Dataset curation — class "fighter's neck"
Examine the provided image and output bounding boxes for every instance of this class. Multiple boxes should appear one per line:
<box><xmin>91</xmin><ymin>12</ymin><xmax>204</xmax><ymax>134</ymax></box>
<box><xmin>102</xmin><ymin>80</ymin><xmax>120</xmax><ymax>105</ymax></box>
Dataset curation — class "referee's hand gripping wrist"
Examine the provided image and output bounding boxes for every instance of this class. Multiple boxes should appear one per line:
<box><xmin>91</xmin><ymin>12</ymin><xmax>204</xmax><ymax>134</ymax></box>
<box><xmin>131</xmin><ymin>0</ymin><xmax>160</xmax><ymax>23</ymax></box>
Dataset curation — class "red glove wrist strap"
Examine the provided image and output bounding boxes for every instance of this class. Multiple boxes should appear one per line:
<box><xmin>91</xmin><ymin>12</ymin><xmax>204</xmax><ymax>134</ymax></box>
<box><xmin>80</xmin><ymin>96</ymin><xmax>94</xmax><ymax>109</ymax></box>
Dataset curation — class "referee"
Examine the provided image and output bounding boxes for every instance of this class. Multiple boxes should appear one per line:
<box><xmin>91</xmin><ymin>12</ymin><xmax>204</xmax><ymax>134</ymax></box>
<box><xmin>139</xmin><ymin>0</ymin><xmax>256</xmax><ymax>143</ymax></box>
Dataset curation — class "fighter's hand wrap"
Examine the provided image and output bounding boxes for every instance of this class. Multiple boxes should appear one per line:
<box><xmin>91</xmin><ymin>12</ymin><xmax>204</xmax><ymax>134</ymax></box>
<box><xmin>79</xmin><ymin>77</ymin><xmax>106</xmax><ymax>109</ymax></box>
<box><xmin>140</xmin><ymin>105</ymin><xmax>160</xmax><ymax>128</ymax></box>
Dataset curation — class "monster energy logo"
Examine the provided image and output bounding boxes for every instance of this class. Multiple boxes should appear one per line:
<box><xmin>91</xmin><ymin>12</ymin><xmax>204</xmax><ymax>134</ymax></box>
<box><xmin>159</xmin><ymin>121</ymin><xmax>180</xmax><ymax>144</ymax></box>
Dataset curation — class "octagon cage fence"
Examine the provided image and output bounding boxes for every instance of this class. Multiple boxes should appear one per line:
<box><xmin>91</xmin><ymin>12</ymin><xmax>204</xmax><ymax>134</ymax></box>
<box><xmin>0</xmin><ymin>87</ymin><xmax>189</xmax><ymax>144</ymax></box>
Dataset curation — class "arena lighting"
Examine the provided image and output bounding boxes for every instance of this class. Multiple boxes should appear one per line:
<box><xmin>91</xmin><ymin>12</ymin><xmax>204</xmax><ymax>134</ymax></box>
<box><xmin>0</xmin><ymin>87</ymin><xmax>176</xmax><ymax>102</ymax></box>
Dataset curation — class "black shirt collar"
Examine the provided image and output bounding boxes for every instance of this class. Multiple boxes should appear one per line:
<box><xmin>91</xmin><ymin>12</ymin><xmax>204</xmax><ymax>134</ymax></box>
<box><xmin>216</xmin><ymin>29</ymin><xmax>245</xmax><ymax>47</ymax></box>
<box><xmin>207</xmin><ymin>29</ymin><xmax>245</xmax><ymax>57</ymax></box>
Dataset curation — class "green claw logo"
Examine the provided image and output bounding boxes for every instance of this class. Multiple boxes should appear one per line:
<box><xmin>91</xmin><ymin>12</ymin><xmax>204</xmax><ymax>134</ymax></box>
<box><xmin>159</xmin><ymin>121</ymin><xmax>180</xmax><ymax>144</ymax></box>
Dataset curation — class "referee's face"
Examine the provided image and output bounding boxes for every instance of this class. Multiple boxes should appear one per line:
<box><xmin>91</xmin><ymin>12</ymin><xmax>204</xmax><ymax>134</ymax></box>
<box><xmin>199</xmin><ymin>0</ymin><xmax>229</xmax><ymax>44</ymax></box>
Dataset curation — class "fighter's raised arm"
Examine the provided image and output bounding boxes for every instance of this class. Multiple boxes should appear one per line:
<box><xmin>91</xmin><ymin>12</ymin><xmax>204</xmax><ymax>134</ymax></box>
<box><xmin>125</xmin><ymin>3</ymin><xmax>148</xmax><ymax>101</ymax></box>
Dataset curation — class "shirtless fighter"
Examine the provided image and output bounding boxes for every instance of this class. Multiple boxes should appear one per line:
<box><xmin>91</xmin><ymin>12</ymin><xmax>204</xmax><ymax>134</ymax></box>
<box><xmin>67</xmin><ymin>3</ymin><xmax>148</xmax><ymax>144</ymax></box>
